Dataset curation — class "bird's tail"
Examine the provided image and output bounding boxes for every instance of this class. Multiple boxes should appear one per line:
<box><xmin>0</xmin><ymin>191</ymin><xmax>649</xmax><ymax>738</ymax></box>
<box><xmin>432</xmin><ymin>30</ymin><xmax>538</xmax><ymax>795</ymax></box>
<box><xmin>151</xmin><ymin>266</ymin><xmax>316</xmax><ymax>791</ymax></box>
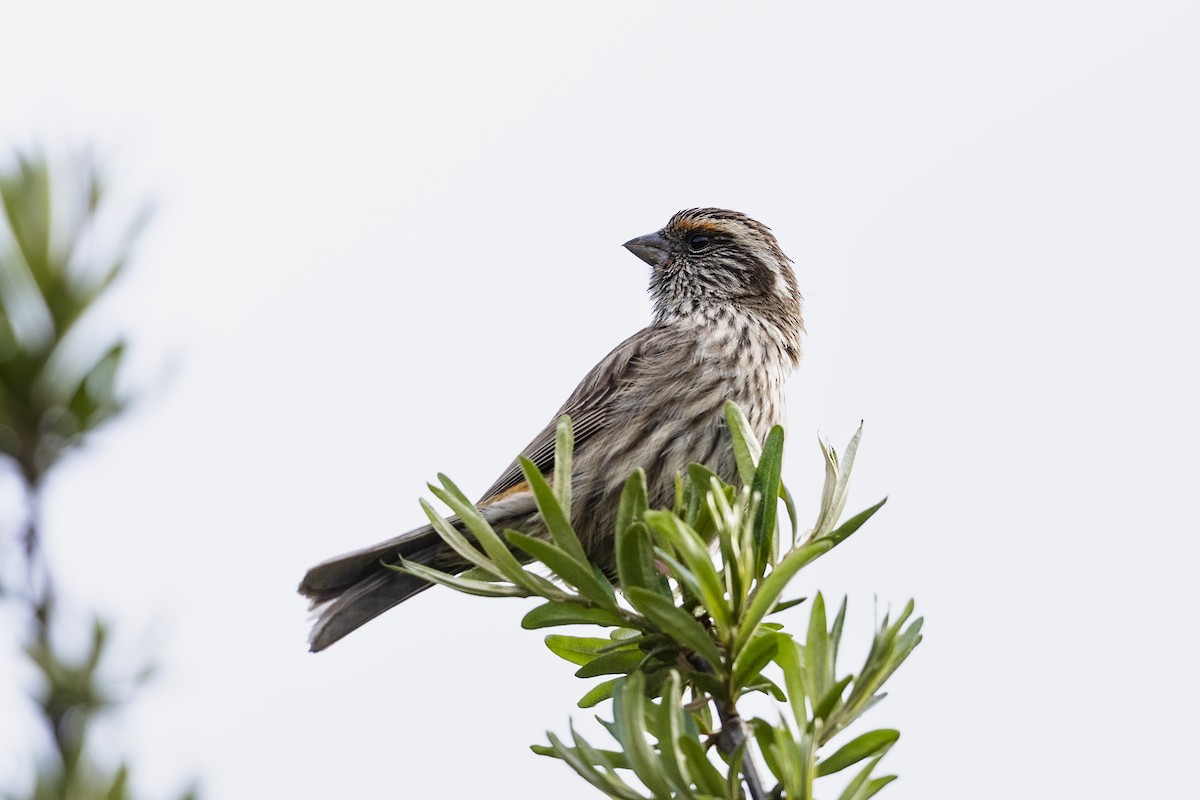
<box><xmin>298</xmin><ymin>523</ymin><xmax>449</xmax><ymax>652</ymax></box>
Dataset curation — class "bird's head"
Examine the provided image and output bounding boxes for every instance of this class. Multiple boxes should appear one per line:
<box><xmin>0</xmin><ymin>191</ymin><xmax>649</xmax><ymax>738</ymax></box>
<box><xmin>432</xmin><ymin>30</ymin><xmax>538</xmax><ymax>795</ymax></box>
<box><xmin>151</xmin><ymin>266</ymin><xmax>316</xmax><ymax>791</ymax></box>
<box><xmin>624</xmin><ymin>208</ymin><xmax>803</xmax><ymax>340</ymax></box>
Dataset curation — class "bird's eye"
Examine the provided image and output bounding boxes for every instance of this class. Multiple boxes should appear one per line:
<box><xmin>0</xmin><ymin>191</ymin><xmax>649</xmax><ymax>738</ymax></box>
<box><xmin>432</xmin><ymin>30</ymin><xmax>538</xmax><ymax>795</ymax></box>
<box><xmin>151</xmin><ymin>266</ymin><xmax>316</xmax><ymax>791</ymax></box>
<box><xmin>687</xmin><ymin>234</ymin><xmax>711</xmax><ymax>253</ymax></box>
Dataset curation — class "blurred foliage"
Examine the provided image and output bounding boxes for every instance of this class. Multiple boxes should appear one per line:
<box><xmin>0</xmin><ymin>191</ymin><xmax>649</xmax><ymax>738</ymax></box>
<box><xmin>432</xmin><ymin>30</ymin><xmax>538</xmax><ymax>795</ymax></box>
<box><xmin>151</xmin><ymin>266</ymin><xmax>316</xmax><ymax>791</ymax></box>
<box><xmin>0</xmin><ymin>152</ymin><xmax>141</xmax><ymax>485</ymax></box>
<box><xmin>1</xmin><ymin>151</ymin><xmax>195</xmax><ymax>800</ymax></box>
<box><xmin>405</xmin><ymin>403</ymin><xmax>922</xmax><ymax>800</ymax></box>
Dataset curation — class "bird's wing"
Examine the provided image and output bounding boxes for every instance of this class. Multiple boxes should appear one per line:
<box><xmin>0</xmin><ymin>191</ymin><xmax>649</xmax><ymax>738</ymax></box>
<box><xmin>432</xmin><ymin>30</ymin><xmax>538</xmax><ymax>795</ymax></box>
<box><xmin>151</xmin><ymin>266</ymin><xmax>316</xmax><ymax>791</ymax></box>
<box><xmin>477</xmin><ymin>326</ymin><xmax>662</xmax><ymax>505</ymax></box>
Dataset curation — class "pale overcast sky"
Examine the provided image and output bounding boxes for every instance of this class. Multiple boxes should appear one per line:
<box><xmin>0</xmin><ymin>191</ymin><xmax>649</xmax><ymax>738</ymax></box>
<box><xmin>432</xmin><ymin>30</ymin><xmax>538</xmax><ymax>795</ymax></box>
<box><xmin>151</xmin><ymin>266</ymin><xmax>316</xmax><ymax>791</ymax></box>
<box><xmin>2</xmin><ymin>2</ymin><xmax>1198</xmax><ymax>798</ymax></box>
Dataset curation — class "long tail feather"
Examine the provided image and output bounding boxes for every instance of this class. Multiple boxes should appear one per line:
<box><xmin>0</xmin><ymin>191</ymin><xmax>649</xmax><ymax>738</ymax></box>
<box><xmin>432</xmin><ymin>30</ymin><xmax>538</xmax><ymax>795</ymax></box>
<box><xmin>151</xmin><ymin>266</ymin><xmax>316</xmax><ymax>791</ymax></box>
<box><xmin>299</xmin><ymin>524</ymin><xmax>447</xmax><ymax>651</ymax></box>
<box><xmin>304</xmin><ymin>555</ymin><xmax>435</xmax><ymax>652</ymax></box>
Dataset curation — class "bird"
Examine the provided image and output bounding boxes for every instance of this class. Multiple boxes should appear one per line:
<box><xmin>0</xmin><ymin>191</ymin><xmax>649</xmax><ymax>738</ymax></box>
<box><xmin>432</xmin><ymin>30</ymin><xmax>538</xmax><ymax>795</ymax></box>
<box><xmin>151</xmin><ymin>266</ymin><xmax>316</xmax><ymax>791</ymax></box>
<box><xmin>299</xmin><ymin>208</ymin><xmax>804</xmax><ymax>652</ymax></box>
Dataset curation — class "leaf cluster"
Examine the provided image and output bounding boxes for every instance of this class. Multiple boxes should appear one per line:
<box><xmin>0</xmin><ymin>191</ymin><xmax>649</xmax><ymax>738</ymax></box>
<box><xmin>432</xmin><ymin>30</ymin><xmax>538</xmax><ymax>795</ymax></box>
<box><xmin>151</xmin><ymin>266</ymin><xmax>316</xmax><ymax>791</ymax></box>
<box><xmin>17</xmin><ymin>620</ymin><xmax>196</xmax><ymax>800</ymax></box>
<box><xmin>401</xmin><ymin>404</ymin><xmax>922</xmax><ymax>799</ymax></box>
<box><xmin>1</xmin><ymin>150</ymin><xmax>191</xmax><ymax>800</ymax></box>
<box><xmin>0</xmin><ymin>151</ymin><xmax>143</xmax><ymax>485</ymax></box>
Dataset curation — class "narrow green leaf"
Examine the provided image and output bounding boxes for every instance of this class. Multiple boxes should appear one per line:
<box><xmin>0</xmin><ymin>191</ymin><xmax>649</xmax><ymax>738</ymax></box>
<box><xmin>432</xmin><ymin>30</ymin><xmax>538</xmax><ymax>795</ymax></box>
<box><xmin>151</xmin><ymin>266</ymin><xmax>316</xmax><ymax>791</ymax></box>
<box><xmin>781</xmin><ymin>482</ymin><xmax>800</xmax><ymax>546</ymax></box>
<box><xmin>830</xmin><ymin>596</ymin><xmax>848</xmax><ymax>669</ymax></box>
<box><xmin>737</xmin><ymin>490</ymin><xmax>760</xmax><ymax>602</ymax></box>
<box><xmin>625</xmin><ymin>588</ymin><xmax>725</xmax><ymax>675</ymax></box>
<box><xmin>658</xmin><ymin>672</ymin><xmax>700</xmax><ymax>799</ymax></box>
<box><xmin>390</xmin><ymin>559</ymin><xmax>528</xmax><ymax>597</ymax></box>
<box><xmin>769</xmin><ymin>596</ymin><xmax>808</xmax><ymax>615</ymax></box>
<box><xmin>895</xmin><ymin>614</ymin><xmax>923</xmax><ymax>652</ymax></box>
<box><xmin>813</xmin><ymin>423</ymin><xmax>870</xmax><ymax>541</ymax></box>
<box><xmin>836</xmin><ymin>604</ymin><xmax>921</xmax><ymax>738</ymax></box>
<box><xmin>545</xmin><ymin>729</ymin><xmax>647</xmax><ymax>800</ymax></box>
<box><xmin>724</xmin><ymin>401</ymin><xmax>761</xmax><ymax>484</ymax></box>
<box><xmin>815</xmin><ymin>423</ymin><xmax>865</xmax><ymax>541</ymax></box>
<box><xmin>522</xmin><ymin>601</ymin><xmax>624</xmax><ymax>629</ymax></box>
<box><xmin>851</xmin><ymin>692</ymin><xmax>889</xmax><ymax>723</ymax></box>
<box><xmin>572</xmin><ymin>724</ymin><xmax>649</xmax><ymax>799</ymax></box>
<box><xmin>745</xmin><ymin>674</ymin><xmax>786</xmax><ymax>702</ymax></box>
<box><xmin>571</xmin><ymin>727</ymin><xmax>626</xmax><ymax>773</ymax></box>
<box><xmin>102</xmin><ymin>764</ymin><xmax>130</xmax><ymax>800</ymax></box>
<box><xmin>834</xmin><ymin>423</ymin><xmax>864</xmax><ymax>511</ymax></box>
<box><xmin>797</xmin><ymin>727</ymin><xmax>817</xmax><ymax>798</ymax></box>
<box><xmin>773</xmin><ymin>635</ymin><xmax>808</xmax><ymax>730</ymax></box>
<box><xmin>813</xmin><ymin>437</ymin><xmax>839</xmax><ymax>536</ymax></box>
<box><xmin>616</xmin><ymin>521</ymin><xmax>660</xmax><ymax>596</ymax></box>
<box><xmin>685</xmin><ymin>463</ymin><xmax>722</xmax><ymax>538</ymax></box>
<box><xmin>506</xmin><ymin>531</ymin><xmax>618</xmax><ymax>611</ymax></box>
<box><xmin>576</xmin><ymin>729</ymin><xmax>652</xmax><ymax>796</ymax></box>
<box><xmin>578</xmin><ymin>677</ymin><xmax>621</xmax><ymax>708</ymax></box>
<box><xmin>817</xmin><ymin>730</ymin><xmax>899</xmax><ymax>777</ymax></box>
<box><xmin>679</xmin><ymin>736</ymin><xmax>727</xmax><ymax>796</ymax></box>
<box><xmin>724</xmin><ymin>734</ymin><xmax>749</xmax><ymax>800</ymax></box>
<box><xmin>63</xmin><ymin>340</ymin><xmax>126</xmax><ymax>430</ymax></box>
<box><xmin>750</xmin><ymin>425</ymin><xmax>785</xmax><ymax>575</ymax></box>
<box><xmin>735</xmin><ymin>539</ymin><xmax>834</xmax><ymax>655</ymax></box>
<box><xmin>645</xmin><ymin>510</ymin><xmax>733</xmax><ymax>636</ymax></box>
<box><xmin>531</xmin><ymin>743</ymin><xmax>630</xmax><ymax>770</ymax></box>
<box><xmin>428</xmin><ymin>478</ymin><xmax>554</xmax><ymax>594</ymax></box>
<box><xmin>836</xmin><ymin>755</ymin><xmax>882</xmax><ymax>800</ymax></box>
<box><xmin>768</xmin><ymin>724</ymin><xmax>803</xmax><ymax>800</ymax></box>
<box><xmin>703</xmin><ymin>478</ymin><xmax>745</xmax><ymax>609</ymax></box>
<box><xmin>731</xmin><ymin>630</ymin><xmax>780</xmax><ymax>687</ymax></box>
<box><xmin>825</xmin><ymin>498</ymin><xmax>887</xmax><ymax>547</ymax></box>
<box><xmin>544</xmin><ymin>635</ymin><xmax>614</xmax><ymax>666</ymax></box>
<box><xmin>615</xmin><ymin>468</ymin><xmax>649</xmax><ymax>541</ymax></box>
<box><xmin>655</xmin><ymin>551</ymin><xmax>709</xmax><ymax>611</ymax></box>
<box><xmin>575</xmin><ymin>648</ymin><xmax>646</xmax><ymax>678</ymax></box>
<box><xmin>615</xmin><ymin>673</ymin><xmax>675</xmax><ymax>799</ymax></box>
<box><xmin>862</xmin><ymin>776</ymin><xmax>898</xmax><ymax>800</ymax></box>
<box><xmin>748</xmin><ymin>718</ymin><xmax>784</xmax><ymax>788</ymax></box>
<box><xmin>518</xmin><ymin>455</ymin><xmax>588</xmax><ymax>563</ymax></box>
<box><xmin>554</xmin><ymin>415</ymin><xmax>573</xmax><ymax>519</ymax></box>
<box><xmin>611</xmin><ymin>627</ymin><xmax>643</xmax><ymax>641</ymax></box>
<box><xmin>876</xmin><ymin>617</ymin><xmax>924</xmax><ymax>688</ymax></box>
<box><xmin>806</xmin><ymin>593</ymin><xmax>830</xmax><ymax>706</ymax></box>
<box><xmin>418</xmin><ymin>499</ymin><xmax>502</xmax><ymax>579</ymax></box>
<box><xmin>814</xmin><ymin>674</ymin><xmax>853</xmax><ymax>721</ymax></box>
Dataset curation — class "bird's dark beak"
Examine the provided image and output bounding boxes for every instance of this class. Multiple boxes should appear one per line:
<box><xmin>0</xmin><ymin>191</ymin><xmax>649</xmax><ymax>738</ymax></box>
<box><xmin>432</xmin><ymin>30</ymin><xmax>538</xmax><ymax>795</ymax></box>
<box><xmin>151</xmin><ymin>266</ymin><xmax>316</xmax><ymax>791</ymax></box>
<box><xmin>623</xmin><ymin>231</ymin><xmax>670</xmax><ymax>268</ymax></box>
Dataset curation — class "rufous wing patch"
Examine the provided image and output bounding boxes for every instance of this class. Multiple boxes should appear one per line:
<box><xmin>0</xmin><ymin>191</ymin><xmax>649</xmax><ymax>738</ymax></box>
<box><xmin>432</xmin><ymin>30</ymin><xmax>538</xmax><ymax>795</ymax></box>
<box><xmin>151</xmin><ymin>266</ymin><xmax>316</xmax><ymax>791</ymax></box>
<box><xmin>479</xmin><ymin>479</ymin><xmax>531</xmax><ymax>507</ymax></box>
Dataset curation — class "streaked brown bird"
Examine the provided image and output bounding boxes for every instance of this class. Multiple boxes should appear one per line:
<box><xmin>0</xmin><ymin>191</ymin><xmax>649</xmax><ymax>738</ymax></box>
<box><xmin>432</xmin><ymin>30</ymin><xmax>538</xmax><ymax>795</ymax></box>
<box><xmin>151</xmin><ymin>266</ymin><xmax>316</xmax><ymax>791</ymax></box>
<box><xmin>299</xmin><ymin>208</ymin><xmax>804</xmax><ymax>651</ymax></box>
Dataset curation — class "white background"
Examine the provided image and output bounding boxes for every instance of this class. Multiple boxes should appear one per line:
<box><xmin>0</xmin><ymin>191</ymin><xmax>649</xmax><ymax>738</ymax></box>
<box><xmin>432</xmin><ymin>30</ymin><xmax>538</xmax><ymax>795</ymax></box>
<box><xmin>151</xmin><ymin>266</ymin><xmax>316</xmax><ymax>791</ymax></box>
<box><xmin>2</xmin><ymin>2</ymin><xmax>1198</xmax><ymax>798</ymax></box>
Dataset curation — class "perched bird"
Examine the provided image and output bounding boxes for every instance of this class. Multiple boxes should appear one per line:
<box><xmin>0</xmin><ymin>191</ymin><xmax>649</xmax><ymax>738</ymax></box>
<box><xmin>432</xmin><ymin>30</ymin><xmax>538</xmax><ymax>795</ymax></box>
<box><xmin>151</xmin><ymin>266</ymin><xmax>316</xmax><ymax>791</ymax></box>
<box><xmin>299</xmin><ymin>208</ymin><xmax>804</xmax><ymax>651</ymax></box>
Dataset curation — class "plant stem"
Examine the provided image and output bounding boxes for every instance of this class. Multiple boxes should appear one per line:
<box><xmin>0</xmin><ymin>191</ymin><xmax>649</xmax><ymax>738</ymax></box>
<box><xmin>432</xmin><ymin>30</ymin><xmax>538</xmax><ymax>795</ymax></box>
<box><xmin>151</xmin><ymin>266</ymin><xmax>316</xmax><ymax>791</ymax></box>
<box><xmin>714</xmin><ymin>699</ymin><xmax>766</xmax><ymax>800</ymax></box>
<box><xmin>21</xmin><ymin>475</ymin><xmax>54</xmax><ymax>644</ymax></box>
<box><xmin>685</xmin><ymin>651</ymin><xmax>767</xmax><ymax>800</ymax></box>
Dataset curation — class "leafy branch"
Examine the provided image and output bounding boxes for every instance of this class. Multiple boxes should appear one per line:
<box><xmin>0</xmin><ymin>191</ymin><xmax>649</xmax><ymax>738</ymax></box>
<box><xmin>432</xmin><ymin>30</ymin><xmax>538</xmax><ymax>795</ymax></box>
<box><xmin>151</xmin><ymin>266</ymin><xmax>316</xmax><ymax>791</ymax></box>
<box><xmin>1</xmin><ymin>150</ymin><xmax>194</xmax><ymax>800</ymax></box>
<box><xmin>397</xmin><ymin>403</ymin><xmax>922</xmax><ymax>800</ymax></box>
